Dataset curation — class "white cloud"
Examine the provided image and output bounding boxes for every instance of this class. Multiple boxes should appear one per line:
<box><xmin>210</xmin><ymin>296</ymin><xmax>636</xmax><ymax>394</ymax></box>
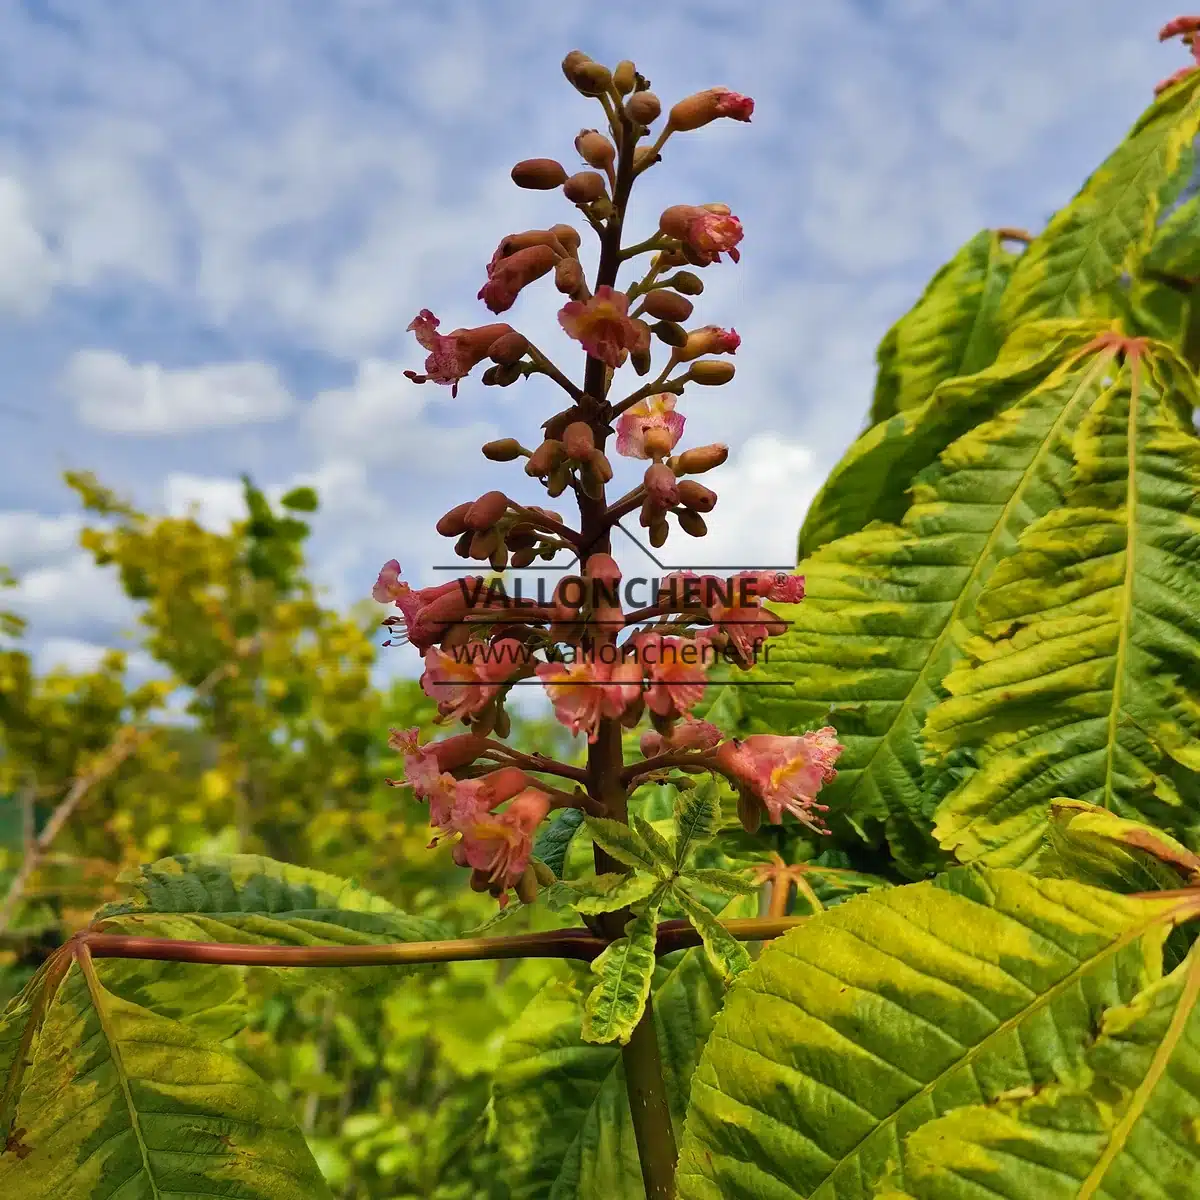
<box><xmin>64</xmin><ymin>350</ymin><xmax>295</xmax><ymax>434</ymax></box>
<box><xmin>5</xmin><ymin>553</ymin><xmax>137</xmax><ymax>635</ymax></box>
<box><xmin>162</xmin><ymin>473</ymin><xmax>257</xmax><ymax>531</ymax></box>
<box><xmin>0</xmin><ymin>176</ymin><xmax>57</xmax><ymax>316</ymax></box>
<box><xmin>0</xmin><ymin>512</ymin><xmax>83</xmax><ymax>573</ymax></box>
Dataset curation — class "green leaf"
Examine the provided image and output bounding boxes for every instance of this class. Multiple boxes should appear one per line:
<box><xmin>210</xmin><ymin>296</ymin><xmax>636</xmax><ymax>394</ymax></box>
<box><xmin>279</xmin><ymin>485</ymin><xmax>319</xmax><ymax>512</ymax></box>
<box><xmin>490</xmin><ymin>892</ymin><xmax>759</xmax><ymax>1200</ymax></box>
<box><xmin>533</xmin><ymin>808</ymin><xmax>585</xmax><ymax>879</ymax></box>
<box><xmin>0</xmin><ymin>951</ymin><xmax>332</xmax><ymax>1198</ymax></box>
<box><xmin>584</xmin><ymin>816</ymin><xmax>659</xmax><ymax>873</ymax></box>
<box><xmin>741</xmin><ymin>322</ymin><xmax>1113</xmax><ymax>873</ymax></box>
<box><xmin>870</xmin><ymin>229</ymin><xmax>1018</xmax><ymax>427</ymax></box>
<box><xmin>928</xmin><ymin>342</ymin><xmax>1200</xmax><ymax>867</ymax></box>
<box><xmin>674</xmin><ymin>781</ymin><xmax>722</xmax><ymax>869</ymax></box>
<box><xmin>581</xmin><ymin>889</ymin><xmax>666</xmax><ymax>1045</ymax></box>
<box><xmin>797</xmin><ymin>319</ymin><xmax>1097</xmax><ymax>558</ymax></box>
<box><xmin>883</xmin><ymin>945</ymin><xmax>1200</xmax><ymax>1199</ymax></box>
<box><xmin>681</xmin><ymin>868</ymin><xmax>759</xmax><ymax>897</ymax></box>
<box><xmin>569</xmin><ymin>871</ymin><xmax>662</xmax><ymax>915</ymax></box>
<box><xmin>999</xmin><ymin>73</ymin><xmax>1200</xmax><ymax>327</ymax></box>
<box><xmin>630</xmin><ymin>814</ymin><xmax>675</xmax><ymax>875</ymax></box>
<box><xmin>675</xmin><ymin>867</ymin><xmax>1187</xmax><ymax>1200</ymax></box>
<box><xmin>670</xmin><ymin>884</ymin><xmax>751</xmax><ymax>982</ymax></box>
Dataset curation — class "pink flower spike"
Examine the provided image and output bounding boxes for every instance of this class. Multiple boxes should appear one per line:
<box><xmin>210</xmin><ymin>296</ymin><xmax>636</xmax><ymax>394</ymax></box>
<box><xmin>404</xmin><ymin>310</ymin><xmax>515</xmax><ymax>396</ymax></box>
<box><xmin>459</xmin><ymin>786</ymin><xmax>554</xmax><ymax>894</ymax></box>
<box><xmin>738</xmin><ymin>571</ymin><xmax>806</xmax><ymax>605</ymax></box>
<box><xmin>420</xmin><ymin>645</ymin><xmax>513</xmax><ymax>722</ymax></box>
<box><xmin>659</xmin><ymin>205</ymin><xmax>744</xmax><ymax>266</ymax></box>
<box><xmin>713</xmin><ymin>88</ymin><xmax>754</xmax><ymax>121</ymax></box>
<box><xmin>634</xmin><ymin>632</ymin><xmax>709</xmax><ymax>720</ymax></box>
<box><xmin>1160</xmin><ymin>16</ymin><xmax>1200</xmax><ymax>41</ymax></box>
<box><xmin>373</xmin><ymin>559</ymin><xmax>409</xmax><ymax>605</ymax></box>
<box><xmin>557</xmin><ymin>286</ymin><xmax>644</xmax><ymax>368</ymax></box>
<box><xmin>536</xmin><ymin>657</ymin><xmax>642</xmax><ymax>742</ymax></box>
<box><xmin>615</xmin><ymin>394</ymin><xmax>685</xmax><ymax>460</ymax></box>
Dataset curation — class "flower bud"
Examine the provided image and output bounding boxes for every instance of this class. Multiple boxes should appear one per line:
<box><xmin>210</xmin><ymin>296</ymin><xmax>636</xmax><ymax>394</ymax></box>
<box><xmin>587</xmin><ymin>448</ymin><xmax>613</xmax><ymax>483</ymax></box>
<box><xmin>631</xmin><ymin>346</ymin><xmax>653</xmax><ymax>376</ymax></box>
<box><xmin>454</xmin><ymin>531</ymin><xmax>473</xmax><ymax>559</ymax></box>
<box><xmin>649</xmin><ymin>517</ymin><xmax>670</xmax><ymax>548</ymax></box>
<box><xmin>469</xmin><ymin>869</ymin><xmax>491</xmax><ymax>892</ymax></box>
<box><xmin>645</xmin><ymin>462</ymin><xmax>680</xmax><ymax>507</ymax></box>
<box><xmin>511</xmin><ymin>158</ymin><xmax>568</xmax><ymax>190</ymax></box>
<box><xmin>562</xmin><ymin>50</ymin><xmax>593</xmax><ymax>79</ymax></box>
<box><xmin>643</xmin><ymin>426</ymin><xmax>677</xmax><ymax>459</ymax></box>
<box><xmin>613</xmin><ymin>60</ymin><xmax>637</xmax><ymax>94</ymax></box>
<box><xmin>526</xmin><ymin>439</ymin><xmax>566</xmax><ymax>476</ymax></box>
<box><xmin>465</xmin><ymin>490</ymin><xmax>509</xmax><ymax>531</ymax></box>
<box><xmin>533</xmin><ymin>858</ymin><xmax>557</xmax><ymax>887</ymax></box>
<box><xmin>511</xmin><ymin>546</ymin><xmax>538</xmax><ymax>568</ymax></box>
<box><xmin>490</xmin><ymin>541</ymin><xmax>509</xmax><ymax>571</ymax></box>
<box><xmin>516</xmin><ymin>864</ymin><xmax>540</xmax><ymax>905</ymax></box>
<box><xmin>677</xmin><ymin>510</ymin><xmax>708</xmax><ymax>537</ymax></box>
<box><xmin>470</xmin><ymin>528</ymin><xmax>499</xmax><ymax>559</ymax></box>
<box><xmin>571</xmin><ymin>61</ymin><xmax>613</xmax><ymax>95</ymax></box>
<box><xmin>546</xmin><ymin>464</ymin><xmax>571</xmax><ymax>497</ymax></box>
<box><xmin>651</xmin><ymin>320</ymin><xmax>689</xmax><ymax>348</ymax></box>
<box><xmin>687</xmin><ymin>360</ymin><xmax>736</xmax><ymax>385</ymax></box>
<box><xmin>563</xmin><ymin>171</ymin><xmax>607</xmax><ymax>204</ymax></box>
<box><xmin>550</xmin><ymin>223</ymin><xmax>582</xmax><ymax>254</ymax></box>
<box><xmin>678</xmin><ymin>480</ymin><xmax>717</xmax><ymax>512</ymax></box>
<box><xmin>585</xmin><ymin>552</ymin><xmax>622</xmax><ymax>585</ymax></box>
<box><xmin>554</xmin><ymin>256</ymin><xmax>586</xmax><ymax>296</ymax></box>
<box><xmin>493</xmin><ymin>363</ymin><xmax>523</xmax><ymax>387</ymax></box>
<box><xmin>664</xmin><ymin>270</ymin><xmax>704</xmax><ymax>295</ymax></box>
<box><xmin>563</xmin><ymin>421</ymin><xmax>596</xmax><ymax>460</ymax></box>
<box><xmin>590</xmin><ymin>196</ymin><xmax>616</xmax><ymax>221</ymax></box>
<box><xmin>640</xmin><ymin>289</ymin><xmax>694</xmax><ymax>322</ymax></box>
<box><xmin>488</xmin><ymin>332</ymin><xmax>530</xmax><ymax>364</ymax></box>
<box><xmin>575</xmin><ymin>129</ymin><xmax>616</xmax><ymax>172</ymax></box>
<box><xmin>482</xmin><ymin>437</ymin><xmax>524</xmax><ymax>461</ymax></box>
<box><xmin>677</xmin><ymin>325</ymin><xmax>740</xmax><ymax>362</ymax></box>
<box><xmin>640</xmin><ymin>496</ymin><xmax>664</xmax><ymax>527</ymax></box>
<box><xmin>674</xmin><ymin>442</ymin><xmax>728</xmax><ymax>474</ymax></box>
<box><xmin>436</xmin><ymin>501</ymin><xmax>473</xmax><ymax>537</ymax></box>
<box><xmin>481</xmin><ymin>365</ymin><xmax>501</xmax><ymax>385</ymax></box>
<box><xmin>667</xmin><ymin>87</ymin><xmax>755</xmax><ymax>132</ymax></box>
<box><xmin>625</xmin><ymin>91</ymin><xmax>661</xmax><ymax>124</ymax></box>
<box><xmin>701</xmin><ymin>202</ymin><xmax>732</xmax><ymax>216</ymax></box>
<box><xmin>737</xmin><ymin>784</ymin><xmax>762</xmax><ymax>834</ymax></box>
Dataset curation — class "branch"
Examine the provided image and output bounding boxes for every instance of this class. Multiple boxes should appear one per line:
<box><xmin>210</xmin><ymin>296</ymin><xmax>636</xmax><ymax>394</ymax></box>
<box><xmin>526</xmin><ymin>344</ymin><xmax>586</xmax><ymax>402</ymax></box>
<box><xmin>621</xmin><ymin>749</ymin><xmax>717</xmax><ymax>785</ymax></box>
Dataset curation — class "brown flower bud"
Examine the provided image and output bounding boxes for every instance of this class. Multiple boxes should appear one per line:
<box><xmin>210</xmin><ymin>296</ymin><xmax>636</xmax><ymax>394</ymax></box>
<box><xmin>687</xmin><ymin>360</ymin><xmax>736</xmax><ymax>385</ymax></box>
<box><xmin>563</xmin><ymin>171</ymin><xmax>607</xmax><ymax>204</ymax></box>
<box><xmin>510</xmin><ymin>546</ymin><xmax>538</xmax><ymax>569</ymax></box>
<box><xmin>649</xmin><ymin>517</ymin><xmax>670</xmax><ymax>548</ymax></box>
<box><xmin>737</xmin><ymin>785</ymin><xmax>763</xmax><ymax>834</ymax></box>
<box><xmin>546</xmin><ymin>464</ymin><xmax>571</xmax><ymax>498</ymax></box>
<box><xmin>643</xmin><ymin>426</ymin><xmax>676</xmax><ymax>459</ymax></box>
<box><xmin>613</xmin><ymin>60</ymin><xmax>637</xmax><ymax>95</ymax></box>
<box><xmin>571</xmin><ymin>61</ymin><xmax>613</xmax><ymax>96</ymax></box>
<box><xmin>585</xmin><ymin>552</ymin><xmax>622</xmax><ymax>584</ymax></box>
<box><xmin>674</xmin><ymin>443</ymin><xmax>728</xmax><ymax>474</ymax></box>
<box><xmin>625</xmin><ymin>91</ymin><xmax>661</xmax><ymax>124</ymax></box>
<box><xmin>653</xmin><ymin>247</ymin><xmax>687</xmax><ymax>270</ymax></box>
<box><xmin>532</xmin><ymin>858</ymin><xmax>557</xmax><ymax>887</ymax></box>
<box><xmin>631</xmin><ymin>346</ymin><xmax>653</xmax><ymax>376</ymax></box>
<box><xmin>436</xmin><ymin>501</ymin><xmax>473</xmax><ymax>537</ymax></box>
<box><xmin>493</xmin><ymin>229</ymin><xmax>569</xmax><ymax>260</ymax></box>
<box><xmin>526</xmin><ymin>439</ymin><xmax>566</xmax><ymax>476</ymax></box>
<box><xmin>454</xmin><ymin>531</ymin><xmax>473</xmax><ymax>559</ymax></box>
<box><xmin>488</xmin><ymin>332</ymin><xmax>530</xmax><ymax>365</ymax></box>
<box><xmin>511</xmin><ymin>158</ymin><xmax>568</xmax><ymax>190</ymax></box>
<box><xmin>482</xmin><ymin>437</ymin><xmax>524</xmax><ymax>461</ymax></box>
<box><xmin>563</xmin><ymin>421</ymin><xmax>595</xmax><ymax>460</ymax></box>
<box><xmin>664</xmin><ymin>270</ymin><xmax>704</xmax><ymax>295</ymax></box>
<box><xmin>645</xmin><ymin>462</ymin><xmax>680</xmax><ymax>507</ymax></box>
<box><xmin>515</xmin><ymin>864</ymin><xmax>540</xmax><ymax>905</ymax></box>
<box><xmin>668</xmin><ymin>87</ymin><xmax>754</xmax><ymax>132</ymax></box>
<box><xmin>465</xmin><ymin>490</ymin><xmax>509</xmax><ymax>531</ymax></box>
<box><xmin>640</xmin><ymin>289</ymin><xmax>694</xmax><ymax>322</ymax></box>
<box><xmin>677</xmin><ymin>510</ymin><xmax>708</xmax><ymax>537</ymax></box>
<box><xmin>634</xmin><ymin>146</ymin><xmax>660</xmax><ymax>172</ymax></box>
<box><xmin>481</xmin><ymin>365</ymin><xmax>500</xmax><ymax>385</ymax></box>
<box><xmin>639</xmin><ymin>496</ymin><xmax>663</xmax><ymax>527</ymax></box>
<box><xmin>586</xmin><ymin>448</ymin><xmax>613</xmax><ymax>483</ymax></box>
<box><xmin>490</xmin><ymin>542</ymin><xmax>509</xmax><ymax>571</ymax></box>
<box><xmin>651</xmin><ymin>320</ymin><xmax>689</xmax><ymax>348</ymax></box>
<box><xmin>494</xmin><ymin>704</ymin><xmax>512</xmax><ymax>740</ymax></box>
<box><xmin>493</xmin><ymin>363</ymin><xmax>523</xmax><ymax>387</ymax></box>
<box><xmin>700</xmin><ymin>202</ymin><xmax>732</xmax><ymax>215</ymax></box>
<box><xmin>678</xmin><ymin>480</ymin><xmax>717</xmax><ymax>512</ymax></box>
<box><xmin>469</xmin><ymin>869</ymin><xmax>491</xmax><ymax>893</ymax></box>
<box><xmin>440</xmin><ymin>621</ymin><xmax>471</xmax><ymax>649</ymax></box>
<box><xmin>550</xmin><ymin>223</ymin><xmax>582</xmax><ymax>254</ymax></box>
<box><xmin>554</xmin><ymin>256</ymin><xmax>586</xmax><ymax>296</ymax></box>
<box><xmin>542</xmin><ymin>408</ymin><xmax>580</xmax><ymax>440</ymax></box>
<box><xmin>575</xmin><ymin>129</ymin><xmax>616</xmax><ymax>172</ymax></box>
<box><xmin>562</xmin><ymin>50</ymin><xmax>593</xmax><ymax>80</ymax></box>
<box><xmin>470</xmin><ymin>528</ymin><xmax>499</xmax><ymax>559</ymax></box>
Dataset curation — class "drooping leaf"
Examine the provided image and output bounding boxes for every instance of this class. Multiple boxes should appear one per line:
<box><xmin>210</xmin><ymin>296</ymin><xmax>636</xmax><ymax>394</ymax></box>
<box><xmin>581</xmin><ymin>888</ymin><xmax>666</xmax><ymax>1045</ymax></box>
<box><xmin>584</xmin><ymin>817</ymin><xmax>660</xmax><ymax>874</ymax></box>
<box><xmin>740</xmin><ymin>323</ymin><xmax>1114</xmax><ymax>874</ymax></box>
<box><xmin>534</xmin><ymin>808</ymin><xmax>586</xmax><ymax>879</ymax></box>
<box><xmin>798</xmin><ymin>321</ymin><xmax>1095</xmax><ymax>557</ymax></box>
<box><xmin>670</xmin><ymin>884</ymin><xmax>751</xmax><ymax>982</ymax></box>
<box><xmin>0</xmin><ymin>949</ymin><xmax>332</xmax><ymax>1198</ymax></box>
<box><xmin>569</xmin><ymin>871</ymin><xmax>662</xmax><ymax>916</ymax></box>
<box><xmin>490</xmin><ymin>892</ymin><xmax>759</xmax><ymax>1200</ymax></box>
<box><xmin>998</xmin><ymin>72</ymin><xmax>1200</xmax><ymax>327</ymax></box>
<box><xmin>928</xmin><ymin>342</ymin><xmax>1200</xmax><ymax>868</ymax></box>
<box><xmin>674</xmin><ymin>781</ymin><xmax>722</xmax><ymax>869</ymax></box>
<box><xmin>880</xmin><ymin>944</ymin><xmax>1200</xmax><ymax>1199</ymax></box>
<box><xmin>675</xmin><ymin>867</ymin><xmax>1188</xmax><ymax>1200</ymax></box>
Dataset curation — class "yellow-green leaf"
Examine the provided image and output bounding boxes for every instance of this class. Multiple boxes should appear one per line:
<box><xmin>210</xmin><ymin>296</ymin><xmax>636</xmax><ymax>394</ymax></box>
<box><xmin>582</xmin><ymin>889</ymin><xmax>665</xmax><ymax>1045</ymax></box>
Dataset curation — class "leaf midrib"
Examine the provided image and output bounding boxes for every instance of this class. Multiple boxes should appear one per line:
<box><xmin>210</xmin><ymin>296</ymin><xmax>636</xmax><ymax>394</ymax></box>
<box><xmin>815</xmin><ymin>897</ymin><xmax>1182</xmax><ymax>1198</ymax></box>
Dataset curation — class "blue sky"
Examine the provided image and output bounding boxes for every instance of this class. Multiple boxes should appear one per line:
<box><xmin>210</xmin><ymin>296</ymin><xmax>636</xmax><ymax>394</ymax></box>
<box><xmin>0</xmin><ymin>0</ymin><xmax>1192</xmax><ymax>684</ymax></box>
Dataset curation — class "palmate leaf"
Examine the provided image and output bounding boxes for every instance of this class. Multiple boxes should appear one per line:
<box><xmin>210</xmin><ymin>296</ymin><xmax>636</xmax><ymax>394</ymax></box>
<box><xmin>739</xmin><ymin>323</ymin><xmax>1113</xmax><ymax>874</ymax></box>
<box><xmin>584</xmin><ymin>816</ymin><xmax>661</xmax><ymax>873</ymax></box>
<box><xmin>877</xmin><ymin>943</ymin><xmax>1200</xmax><ymax>1199</ymax></box>
<box><xmin>0</xmin><ymin>951</ymin><xmax>331</xmax><ymax>1198</ymax></box>
<box><xmin>675</xmin><ymin>868</ymin><xmax>1190</xmax><ymax>1200</ymax></box>
<box><xmin>669</xmin><ymin>884</ymin><xmax>751</xmax><ymax>982</ymax></box>
<box><xmin>674</xmin><ymin>781</ymin><xmax>722</xmax><ymax>869</ymax></box>
<box><xmin>869</xmin><ymin>229</ymin><xmax>1019</xmax><ymax>428</ymax></box>
<box><xmin>490</xmin><ymin>892</ymin><xmax>760</xmax><ymax>1199</ymax></box>
<box><xmin>928</xmin><ymin>342</ymin><xmax>1200</xmax><ymax>868</ymax></box>
<box><xmin>568</xmin><ymin>871</ymin><xmax>662</xmax><ymax>916</ymax></box>
<box><xmin>797</xmin><ymin>320</ymin><xmax>1090</xmax><ymax>559</ymax></box>
<box><xmin>998</xmin><ymin>70</ymin><xmax>1200</xmax><ymax>328</ymax></box>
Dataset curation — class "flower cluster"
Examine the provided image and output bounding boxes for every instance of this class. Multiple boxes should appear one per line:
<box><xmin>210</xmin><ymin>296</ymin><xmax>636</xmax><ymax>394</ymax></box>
<box><xmin>374</xmin><ymin>51</ymin><xmax>842</xmax><ymax>906</ymax></box>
